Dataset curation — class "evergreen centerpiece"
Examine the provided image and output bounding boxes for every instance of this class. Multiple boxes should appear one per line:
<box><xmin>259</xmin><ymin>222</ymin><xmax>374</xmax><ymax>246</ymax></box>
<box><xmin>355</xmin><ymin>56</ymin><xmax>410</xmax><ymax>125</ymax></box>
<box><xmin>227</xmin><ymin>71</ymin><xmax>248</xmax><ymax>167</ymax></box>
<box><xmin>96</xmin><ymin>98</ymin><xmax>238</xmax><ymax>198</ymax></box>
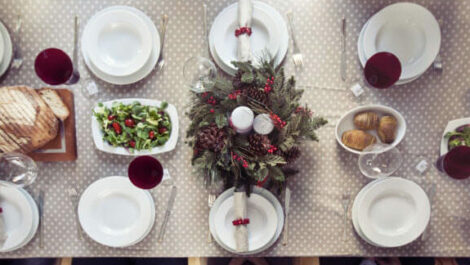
<box><xmin>186</xmin><ymin>60</ymin><xmax>327</xmax><ymax>193</ymax></box>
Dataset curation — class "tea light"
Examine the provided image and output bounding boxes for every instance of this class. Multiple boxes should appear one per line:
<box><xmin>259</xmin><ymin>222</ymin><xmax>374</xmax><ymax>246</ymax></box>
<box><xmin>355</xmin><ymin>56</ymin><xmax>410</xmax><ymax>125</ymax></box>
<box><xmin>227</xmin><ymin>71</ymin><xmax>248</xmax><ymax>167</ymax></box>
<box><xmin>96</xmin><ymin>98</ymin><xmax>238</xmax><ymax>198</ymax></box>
<box><xmin>230</xmin><ymin>106</ymin><xmax>254</xmax><ymax>134</ymax></box>
<box><xmin>253</xmin><ymin>114</ymin><xmax>274</xmax><ymax>135</ymax></box>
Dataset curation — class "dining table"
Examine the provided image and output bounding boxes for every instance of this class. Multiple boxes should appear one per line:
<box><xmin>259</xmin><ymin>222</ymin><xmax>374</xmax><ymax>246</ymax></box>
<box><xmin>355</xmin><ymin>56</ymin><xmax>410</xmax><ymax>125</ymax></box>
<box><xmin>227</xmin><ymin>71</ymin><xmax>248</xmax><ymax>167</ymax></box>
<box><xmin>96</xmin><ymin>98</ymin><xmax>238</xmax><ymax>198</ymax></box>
<box><xmin>1</xmin><ymin>0</ymin><xmax>470</xmax><ymax>258</ymax></box>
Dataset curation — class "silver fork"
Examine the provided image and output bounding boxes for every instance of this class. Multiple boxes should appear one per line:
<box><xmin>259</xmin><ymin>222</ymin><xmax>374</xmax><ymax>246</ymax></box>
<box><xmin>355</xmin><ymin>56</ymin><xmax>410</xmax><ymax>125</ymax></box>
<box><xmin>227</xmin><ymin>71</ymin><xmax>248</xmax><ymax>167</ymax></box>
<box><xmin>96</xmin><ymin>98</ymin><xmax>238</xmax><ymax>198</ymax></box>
<box><xmin>286</xmin><ymin>11</ymin><xmax>303</xmax><ymax>67</ymax></box>
<box><xmin>67</xmin><ymin>188</ymin><xmax>84</xmax><ymax>241</ymax></box>
<box><xmin>207</xmin><ymin>193</ymin><xmax>216</xmax><ymax>243</ymax></box>
<box><xmin>341</xmin><ymin>193</ymin><xmax>351</xmax><ymax>242</ymax></box>
<box><xmin>11</xmin><ymin>14</ymin><xmax>23</xmax><ymax>69</ymax></box>
<box><xmin>156</xmin><ymin>14</ymin><xmax>169</xmax><ymax>72</ymax></box>
<box><xmin>433</xmin><ymin>18</ymin><xmax>443</xmax><ymax>71</ymax></box>
<box><xmin>37</xmin><ymin>189</ymin><xmax>45</xmax><ymax>248</ymax></box>
<box><xmin>66</xmin><ymin>15</ymin><xmax>80</xmax><ymax>84</ymax></box>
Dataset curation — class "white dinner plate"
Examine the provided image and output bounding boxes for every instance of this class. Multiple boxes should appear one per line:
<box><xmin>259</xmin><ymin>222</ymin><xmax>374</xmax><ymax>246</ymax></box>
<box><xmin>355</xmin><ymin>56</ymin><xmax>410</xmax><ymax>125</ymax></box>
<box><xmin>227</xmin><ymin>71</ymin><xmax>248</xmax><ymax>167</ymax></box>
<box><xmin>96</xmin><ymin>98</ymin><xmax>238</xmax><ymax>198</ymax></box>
<box><xmin>209</xmin><ymin>187</ymin><xmax>284</xmax><ymax>255</ymax></box>
<box><xmin>91</xmin><ymin>98</ymin><xmax>179</xmax><ymax>156</ymax></box>
<box><xmin>357</xmin><ymin>177</ymin><xmax>430</xmax><ymax>248</ymax></box>
<box><xmin>85</xmin><ymin>8</ymin><xmax>153</xmax><ymax>76</ymax></box>
<box><xmin>362</xmin><ymin>3</ymin><xmax>441</xmax><ymax>80</ymax></box>
<box><xmin>0</xmin><ymin>28</ymin><xmax>4</xmax><ymax>63</ymax></box>
<box><xmin>0</xmin><ymin>183</ymin><xmax>39</xmax><ymax>252</ymax></box>
<box><xmin>213</xmin><ymin>193</ymin><xmax>278</xmax><ymax>251</ymax></box>
<box><xmin>357</xmin><ymin>20</ymin><xmax>421</xmax><ymax>85</ymax></box>
<box><xmin>439</xmin><ymin>117</ymin><xmax>470</xmax><ymax>156</ymax></box>
<box><xmin>209</xmin><ymin>1</ymin><xmax>289</xmax><ymax>76</ymax></box>
<box><xmin>78</xmin><ymin>176</ymin><xmax>155</xmax><ymax>247</ymax></box>
<box><xmin>0</xmin><ymin>19</ymin><xmax>13</xmax><ymax>78</ymax></box>
<box><xmin>82</xmin><ymin>6</ymin><xmax>161</xmax><ymax>85</ymax></box>
<box><xmin>211</xmin><ymin>3</ymin><xmax>279</xmax><ymax>70</ymax></box>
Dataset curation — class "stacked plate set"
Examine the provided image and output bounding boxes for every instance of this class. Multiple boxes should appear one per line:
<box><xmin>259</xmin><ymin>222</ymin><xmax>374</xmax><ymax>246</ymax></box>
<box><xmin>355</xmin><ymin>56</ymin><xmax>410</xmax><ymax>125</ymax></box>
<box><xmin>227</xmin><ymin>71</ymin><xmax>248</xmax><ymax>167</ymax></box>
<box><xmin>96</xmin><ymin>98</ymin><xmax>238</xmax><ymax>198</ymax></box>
<box><xmin>351</xmin><ymin>177</ymin><xmax>431</xmax><ymax>247</ymax></box>
<box><xmin>209</xmin><ymin>1</ymin><xmax>289</xmax><ymax>76</ymax></box>
<box><xmin>81</xmin><ymin>6</ymin><xmax>161</xmax><ymax>85</ymax></box>
<box><xmin>0</xmin><ymin>20</ymin><xmax>13</xmax><ymax>78</ymax></box>
<box><xmin>209</xmin><ymin>187</ymin><xmax>284</xmax><ymax>254</ymax></box>
<box><xmin>0</xmin><ymin>182</ymin><xmax>39</xmax><ymax>252</ymax></box>
<box><xmin>358</xmin><ymin>2</ymin><xmax>441</xmax><ymax>85</ymax></box>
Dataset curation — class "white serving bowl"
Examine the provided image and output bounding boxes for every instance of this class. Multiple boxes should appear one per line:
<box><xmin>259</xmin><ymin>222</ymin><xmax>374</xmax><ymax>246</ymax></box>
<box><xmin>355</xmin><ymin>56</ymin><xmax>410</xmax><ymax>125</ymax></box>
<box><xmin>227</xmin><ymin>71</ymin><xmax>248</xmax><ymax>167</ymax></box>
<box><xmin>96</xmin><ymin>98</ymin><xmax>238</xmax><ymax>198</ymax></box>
<box><xmin>440</xmin><ymin>117</ymin><xmax>470</xmax><ymax>156</ymax></box>
<box><xmin>335</xmin><ymin>105</ymin><xmax>406</xmax><ymax>155</ymax></box>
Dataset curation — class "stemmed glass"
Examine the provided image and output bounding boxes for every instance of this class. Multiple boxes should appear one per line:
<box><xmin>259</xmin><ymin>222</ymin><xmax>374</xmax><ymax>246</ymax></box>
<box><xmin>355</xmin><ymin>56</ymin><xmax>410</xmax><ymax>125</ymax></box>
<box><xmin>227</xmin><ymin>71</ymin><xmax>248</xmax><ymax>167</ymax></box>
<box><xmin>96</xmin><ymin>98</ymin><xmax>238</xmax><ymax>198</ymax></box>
<box><xmin>34</xmin><ymin>48</ymin><xmax>79</xmax><ymax>85</ymax></box>
<box><xmin>358</xmin><ymin>143</ymin><xmax>403</xmax><ymax>179</ymax></box>
<box><xmin>128</xmin><ymin>156</ymin><xmax>173</xmax><ymax>189</ymax></box>
<box><xmin>436</xmin><ymin>146</ymin><xmax>470</xmax><ymax>179</ymax></box>
<box><xmin>0</xmin><ymin>153</ymin><xmax>38</xmax><ymax>187</ymax></box>
<box><xmin>183</xmin><ymin>56</ymin><xmax>216</xmax><ymax>93</ymax></box>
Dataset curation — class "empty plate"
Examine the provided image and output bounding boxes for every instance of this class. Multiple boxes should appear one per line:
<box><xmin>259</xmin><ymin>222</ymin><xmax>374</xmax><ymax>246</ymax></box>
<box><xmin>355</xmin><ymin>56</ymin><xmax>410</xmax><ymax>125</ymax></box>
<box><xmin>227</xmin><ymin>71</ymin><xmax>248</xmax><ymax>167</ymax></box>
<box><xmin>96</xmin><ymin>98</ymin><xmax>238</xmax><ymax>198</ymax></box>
<box><xmin>0</xmin><ymin>20</ymin><xmax>13</xmax><ymax>78</ymax></box>
<box><xmin>78</xmin><ymin>176</ymin><xmax>155</xmax><ymax>247</ymax></box>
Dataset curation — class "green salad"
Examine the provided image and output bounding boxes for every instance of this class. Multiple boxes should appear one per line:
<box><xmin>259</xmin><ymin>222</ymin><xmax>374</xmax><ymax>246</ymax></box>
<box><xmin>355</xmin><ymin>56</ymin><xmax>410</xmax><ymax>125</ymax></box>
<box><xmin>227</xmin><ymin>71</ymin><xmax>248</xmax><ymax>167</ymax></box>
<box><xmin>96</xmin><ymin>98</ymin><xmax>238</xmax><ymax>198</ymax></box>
<box><xmin>94</xmin><ymin>101</ymin><xmax>172</xmax><ymax>151</ymax></box>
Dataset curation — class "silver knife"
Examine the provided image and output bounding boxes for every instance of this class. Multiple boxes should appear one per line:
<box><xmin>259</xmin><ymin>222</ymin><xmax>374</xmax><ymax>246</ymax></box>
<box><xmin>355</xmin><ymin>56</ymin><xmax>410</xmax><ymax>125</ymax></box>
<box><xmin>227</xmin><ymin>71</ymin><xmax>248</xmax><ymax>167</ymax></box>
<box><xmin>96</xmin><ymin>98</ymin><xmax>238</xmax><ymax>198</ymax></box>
<box><xmin>282</xmin><ymin>187</ymin><xmax>291</xmax><ymax>246</ymax></box>
<box><xmin>157</xmin><ymin>186</ymin><xmax>177</xmax><ymax>243</ymax></box>
<box><xmin>37</xmin><ymin>189</ymin><xmax>45</xmax><ymax>248</ymax></box>
<box><xmin>340</xmin><ymin>17</ymin><xmax>347</xmax><ymax>81</ymax></box>
<box><xmin>0</xmin><ymin>207</ymin><xmax>8</xmax><ymax>248</ymax></box>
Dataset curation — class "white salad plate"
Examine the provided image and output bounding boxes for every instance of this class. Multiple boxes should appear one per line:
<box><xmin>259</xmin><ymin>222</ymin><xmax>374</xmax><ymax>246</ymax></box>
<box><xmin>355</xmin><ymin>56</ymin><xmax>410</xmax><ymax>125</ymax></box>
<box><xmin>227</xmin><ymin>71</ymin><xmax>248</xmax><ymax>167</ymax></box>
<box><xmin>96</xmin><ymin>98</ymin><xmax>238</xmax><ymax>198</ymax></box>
<box><xmin>213</xmin><ymin>193</ymin><xmax>278</xmax><ymax>251</ymax></box>
<box><xmin>440</xmin><ymin>117</ymin><xmax>470</xmax><ymax>156</ymax></box>
<box><xmin>78</xmin><ymin>176</ymin><xmax>155</xmax><ymax>248</ymax></box>
<box><xmin>357</xmin><ymin>20</ymin><xmax>421</xmax><ymax>85</ymax></box>
<box><xmin>209</xmin><ymin>1</ymin><xmax>289</xmax><ymax>76</ymax></box>
<box><xmin>362</xmin><ymin>2</ymin><xmax>441</xmax><ymax>80</ymax></box>
<box><xmin>84</xmin><ymin>8</ymin><xmax>153</xmax><ymax>77</ymax></box>
<box><xmin>209</xmin><ymin>187</ymin><xmax>284</xmax><ymax>255</ymax></box>
<box><xmin>82</xmin><ymin>6</ymin><xmax>160</xmax><ymax>85</ymax></box>
<box><xmin>91</xmin><ymin>98</ymin><xmax>179</xmax><ymax>156</ymax></box>
<box><xmin>0</xmin><ymin>19</ymin><xmax>13</xmax><ymax>78</ymax></box>
<box><xmin>335</xmin><ymin>105</ymin><xmax>407</xmax><ymax>155</ymax></box>
<box><xmin>0</xmin><ymin>182</ymin><xmax>39</xmax><ymax>252</ymax></box>
<box><xmin>0</xmin><ymin>28</ymin><xmax>4</xmax><ymax>63</ymax></box>
<box><xmin>356</xmin><ymin>177</ymin><xmax>430</xmax><ymax>248</ymax></box>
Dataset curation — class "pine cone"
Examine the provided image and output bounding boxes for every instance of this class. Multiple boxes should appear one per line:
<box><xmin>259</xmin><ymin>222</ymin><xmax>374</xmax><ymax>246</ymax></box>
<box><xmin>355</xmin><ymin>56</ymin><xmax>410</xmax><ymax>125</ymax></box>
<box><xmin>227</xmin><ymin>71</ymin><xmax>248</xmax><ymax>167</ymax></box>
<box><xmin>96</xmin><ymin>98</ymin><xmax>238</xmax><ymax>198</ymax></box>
<box><xmin>248</xmin><ymin>134</ymin><xmax>271</xmax><ymax>156</ymax></box>
<box><xmin>246</xmin><ymin>87</ymin><xmax>268</xmax><ymax>105</ymax></box>
<box><xmin>233</xmin><ymin>72</ymin><xmax>254</xmax><ymax>90</ymax></box>
<box><xmin>283</xmin><ymin>147</ymin><xmax>301</xmax><ymax>163</ymax></box>
<box><xmin>196</xmin><ymin>124</ymin><xmax>227</xmax><ymax>152</ymax></box>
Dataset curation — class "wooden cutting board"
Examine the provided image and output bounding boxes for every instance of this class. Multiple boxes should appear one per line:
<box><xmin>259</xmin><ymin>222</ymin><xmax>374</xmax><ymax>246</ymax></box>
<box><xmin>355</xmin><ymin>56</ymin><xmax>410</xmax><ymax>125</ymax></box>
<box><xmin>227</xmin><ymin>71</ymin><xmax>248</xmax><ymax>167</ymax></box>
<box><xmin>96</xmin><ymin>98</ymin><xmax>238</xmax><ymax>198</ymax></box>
<box><xmin>28</xmin><ymin>89</ymin><xmax>77</xmax><ymax>161</ymax></box>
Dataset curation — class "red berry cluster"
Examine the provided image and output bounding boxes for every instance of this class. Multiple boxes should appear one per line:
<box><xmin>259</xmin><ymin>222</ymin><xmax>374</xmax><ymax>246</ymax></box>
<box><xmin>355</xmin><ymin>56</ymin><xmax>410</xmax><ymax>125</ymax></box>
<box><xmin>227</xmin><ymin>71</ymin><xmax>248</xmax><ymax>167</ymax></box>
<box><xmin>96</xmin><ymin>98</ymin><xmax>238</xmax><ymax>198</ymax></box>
<box><xmin>267</xmin><ymin>145</ymin><xmax>278</xmax><ymax>154</ymax></box>
<box><xmin>235</xmin><ymin>27</ymin><xmax>252</xmax><ymax>37</ymax></box>
<box><xmin>295</xmin><ymin>106</ymin><xmax>313</xmax><ymax>117</ymax></box>
<box><xmin>210</xmin><ymin>108</ymin><xmax>215</xmax><ymax>113</ymax></box>
<box><xmin>232</xmin><ymin>153</ymin><xmax>249</xmax><ymax>168</ymax></box>
<box><xmin>264</xmin><ymin>76</ymin><xmax>275</xmax><ymax>93</ymax></box>
<box><xmin>228</xmin><ymin>89</ymin><xmax>242</xmax><ymax>100</ymax></box>
<box><xmin>270</xmin><ymin>113</ymin><xmax>286</xmax><ymax>129</ymax></box>
<box><xmin>232</xmin><ymin>218</ymin><xmax>250</xmax><ymax>226</ymax></box>
<box><xmin>206</xmin><ymin>96</ymin><xmax>217</xmax><ymax>106</ymax></box>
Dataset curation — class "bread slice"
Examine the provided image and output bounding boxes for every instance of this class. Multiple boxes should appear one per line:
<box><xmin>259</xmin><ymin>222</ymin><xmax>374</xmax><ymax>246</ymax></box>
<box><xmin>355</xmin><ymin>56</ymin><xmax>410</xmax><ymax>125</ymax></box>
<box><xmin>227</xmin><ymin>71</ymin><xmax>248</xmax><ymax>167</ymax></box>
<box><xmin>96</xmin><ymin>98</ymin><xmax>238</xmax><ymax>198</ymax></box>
<box><xmin>38</xmin><ymin>88</ymin><xmax>70</xmax><ymax>121</ymax></box>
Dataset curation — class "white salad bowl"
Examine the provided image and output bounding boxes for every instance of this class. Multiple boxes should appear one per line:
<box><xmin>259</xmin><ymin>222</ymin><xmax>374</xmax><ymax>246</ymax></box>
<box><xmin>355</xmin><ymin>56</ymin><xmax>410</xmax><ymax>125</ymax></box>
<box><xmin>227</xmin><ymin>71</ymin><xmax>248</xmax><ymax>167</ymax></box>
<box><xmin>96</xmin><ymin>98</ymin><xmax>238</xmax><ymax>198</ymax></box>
<box><xmin>91</xmin><ymin>98</ymin><xmax>179</xmax><ymax>156</ymax></box>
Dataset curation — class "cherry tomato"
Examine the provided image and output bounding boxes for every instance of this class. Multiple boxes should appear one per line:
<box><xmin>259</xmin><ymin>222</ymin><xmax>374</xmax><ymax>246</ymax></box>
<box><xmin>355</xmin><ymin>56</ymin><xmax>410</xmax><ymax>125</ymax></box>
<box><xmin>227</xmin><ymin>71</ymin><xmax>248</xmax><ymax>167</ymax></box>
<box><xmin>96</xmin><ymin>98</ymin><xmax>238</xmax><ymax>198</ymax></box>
<box><xmin>129</xmin><ymin>141</ymin><xmax>136</xmax><ymax>148</ymax></box>
<box><xmin>112</xmin><ymin>122</ymin><xmax>121</xmax><ymax>134</ymax></box>
<box><xmin>149</xmin><ymin>131</ymin><xmax>155</xmax><ymax>139</ymax></box>
<box><xmin>107</xmin><ymin>115</ymin><xmax>115</xmax><ymax>121</ymax></box>
<box><xmin>158</xmin><ymin>127</ymin><xmax>167</xmax><ymax>134</ymax></box>
<box><xmin>125</xmin><ymin>119</ymin><xmax>135</xmax><ymax>127</ymax></box>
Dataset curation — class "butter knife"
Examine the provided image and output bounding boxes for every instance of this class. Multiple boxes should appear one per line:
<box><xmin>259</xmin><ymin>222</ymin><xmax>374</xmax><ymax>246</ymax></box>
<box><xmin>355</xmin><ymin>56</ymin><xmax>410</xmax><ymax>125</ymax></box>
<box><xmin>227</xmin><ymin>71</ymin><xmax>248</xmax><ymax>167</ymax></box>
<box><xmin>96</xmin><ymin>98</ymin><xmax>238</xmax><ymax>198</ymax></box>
<box><xmin>282</xmin><ymin>187</ymin><xmax>291</xmax><ymax>246</ymax></box>
<box><xmin>0</xmin><ymin>207</ymin><xmax>8</xmax><ymax>248</ymax></box>
<box><xmin>340</xmin><ymin>17</ymin><xmax>347</xmax><ymax>81</ymax></box>
<box><xmin>157</xmin><ymin>186</ymin><xmax>177</xmax><ymax>243</ymax></box>
<box><xmin>37</xmin><ymin>189</ymin><xmax>45</xmax><ymax>248</ymax></box>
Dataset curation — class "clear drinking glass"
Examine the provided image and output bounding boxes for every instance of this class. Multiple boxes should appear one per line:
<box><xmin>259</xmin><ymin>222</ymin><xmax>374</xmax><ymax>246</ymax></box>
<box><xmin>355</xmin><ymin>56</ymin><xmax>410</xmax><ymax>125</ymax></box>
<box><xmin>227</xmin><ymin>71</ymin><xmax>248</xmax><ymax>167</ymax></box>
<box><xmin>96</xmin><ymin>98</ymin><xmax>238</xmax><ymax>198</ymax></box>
<box><xmin>183</xmin><ymin>56</ymin><xmax>216</xmax><ymax>93</ymax></box>
<box><xmin>0</xmin><ymin>153</ymin><xmax>38</xmax><ymax>187</ymax></box>
<box><xmin>358</xmin><ymin>143</ymin><xmax>403</xmax><ymax>179</ymax></box>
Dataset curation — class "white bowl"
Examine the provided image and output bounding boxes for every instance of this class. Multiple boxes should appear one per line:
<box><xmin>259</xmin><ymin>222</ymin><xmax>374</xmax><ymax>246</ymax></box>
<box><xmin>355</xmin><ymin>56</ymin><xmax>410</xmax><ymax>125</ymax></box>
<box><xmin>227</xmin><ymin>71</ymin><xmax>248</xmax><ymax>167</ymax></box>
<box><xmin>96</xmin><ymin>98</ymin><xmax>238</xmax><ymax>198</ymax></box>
<box><xmin>440</xmin><ymin>117</ymin><xmax>470</xmax><ymax>156</ymax></box>
<box><xmin>91</xmin><ymin>98</ymin><xmax>179</xmax><ymax>156</ymax></box>
<box><xmin>335</xmin><ymin>105</ymin><xmax>406</xmax><ymax>155</ymax></box>
<box><xmin>86</xmin><ymin>8</ymin><xmax>152</xmax><ymax>77</ymax></box>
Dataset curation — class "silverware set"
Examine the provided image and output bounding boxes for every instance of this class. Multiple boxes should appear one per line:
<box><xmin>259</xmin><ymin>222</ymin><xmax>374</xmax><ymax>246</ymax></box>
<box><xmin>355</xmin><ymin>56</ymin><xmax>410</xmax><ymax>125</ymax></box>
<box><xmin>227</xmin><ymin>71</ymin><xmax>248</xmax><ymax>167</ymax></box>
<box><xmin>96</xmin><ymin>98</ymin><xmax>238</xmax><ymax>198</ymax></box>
<box><xmin>341</xmin><ymin>193</ymin><xmax>351</xmax><ymax>242</ymax></box>
<box><xmin>433</xmin><ymin>18</ymin><xmax>443</xmax><ymax>71</ymax></box>
<box><xmin>157</xmin><ymin>14</ymin><xmax>169</xmax><ymax>72</ymax></box>
<box><xmin>11</xmin><ymin>14</ymin><xmax>23</xmax><ymax>70</ymax></box>
<box><xmin>67</xmin><ymin>16</ymin><xmax>80</xmax><ymax>84</ymax></box>
<box><xmin>340</xmin><ymin>17</ymin><xmax>347</xmax><ymax>81</ymax></box>
<box><xmin>207</xmin><ymin>193</ymin><xmax>216</xmax><ymax>243</ymax></box>
<box><xmin>286</xmin><ymin>11</ymin><xmax>303</xmax><ymax>67</ymax></box>
<box><xmin>282</xmin><ymin>187</ymin><xmax>291</xmax><ymax>246</ymax></box>
<box><xmin>66</xmin><ymin>187</ymin><xmax>84</xmax><ymax>241</ymax></box>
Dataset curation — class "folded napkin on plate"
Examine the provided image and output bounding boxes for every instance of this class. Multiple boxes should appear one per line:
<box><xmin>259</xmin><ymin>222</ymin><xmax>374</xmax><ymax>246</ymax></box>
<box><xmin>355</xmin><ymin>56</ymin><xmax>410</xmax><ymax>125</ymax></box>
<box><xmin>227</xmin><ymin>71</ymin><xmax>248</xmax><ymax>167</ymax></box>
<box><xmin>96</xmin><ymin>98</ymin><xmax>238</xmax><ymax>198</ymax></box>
<box><xmin>234</xmin><ymin>191</ymin><xmax>249</xmax><ymax>252</ymax></box>
<box><xmin>237</xmin><ymin>0</ymin><xmax>253</xmax><ymax>62</ymax></box>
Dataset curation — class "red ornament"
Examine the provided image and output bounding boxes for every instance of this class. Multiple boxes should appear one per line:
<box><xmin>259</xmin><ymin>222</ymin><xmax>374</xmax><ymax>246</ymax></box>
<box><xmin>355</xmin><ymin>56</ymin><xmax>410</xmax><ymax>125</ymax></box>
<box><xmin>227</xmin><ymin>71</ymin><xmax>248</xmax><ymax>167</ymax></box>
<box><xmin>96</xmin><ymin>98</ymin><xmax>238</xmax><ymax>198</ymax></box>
<box><xmin>232</xmin><ymin>218</ymin><xmax>250</xmax><ymax>226</ymax></box>
<box><xmin>235</xmin><ymin>27</ymin><xmax>252</xmax><ymax>37</ymax></box>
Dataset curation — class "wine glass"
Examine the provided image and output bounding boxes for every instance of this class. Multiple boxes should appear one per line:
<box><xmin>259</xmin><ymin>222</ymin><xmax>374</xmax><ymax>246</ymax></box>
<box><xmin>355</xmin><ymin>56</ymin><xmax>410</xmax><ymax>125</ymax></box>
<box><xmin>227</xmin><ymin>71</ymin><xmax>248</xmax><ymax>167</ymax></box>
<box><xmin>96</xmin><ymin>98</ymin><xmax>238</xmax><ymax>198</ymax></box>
<box><xmin>128</xmin><ymin>156</ymin><xmax>173</xmax><ymax>189</ymax></box>
<box><xmin>358</xmin><ymin>143</ymin><xmax>403</xmax><ymax>179</ymax></box>
<box><xmin>34</xmin><ymin>48</ymin><xmax>78</xmax><ymax>85</ymax></box>
<box><xmin>0</xmin><ymin>153</ymin><xmax>38</xmax><ymax>187</ymax></box>
<box><xmin>436</xmin><ymin>145</ymin><xmax>470</xmax><ymax>179</ymax></box>
<box><xmin>183</xmin><ymin>56</ymin><xmax>216</xmax><ymax>93</ymax></box>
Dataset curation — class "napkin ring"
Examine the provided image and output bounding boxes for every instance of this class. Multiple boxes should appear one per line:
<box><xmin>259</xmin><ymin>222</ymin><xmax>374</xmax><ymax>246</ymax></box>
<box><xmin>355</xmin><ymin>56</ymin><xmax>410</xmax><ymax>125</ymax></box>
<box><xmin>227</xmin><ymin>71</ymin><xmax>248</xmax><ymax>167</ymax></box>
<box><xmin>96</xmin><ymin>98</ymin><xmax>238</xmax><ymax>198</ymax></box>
<box><xmin>235</xmin><ymin>27</ymin><xmax>252</xmax><ymax>37</ymax></box>
<box><xmin>232</xmin><ymin>218</ymin><xmax>250</xmax><ymax>226</ymax></box>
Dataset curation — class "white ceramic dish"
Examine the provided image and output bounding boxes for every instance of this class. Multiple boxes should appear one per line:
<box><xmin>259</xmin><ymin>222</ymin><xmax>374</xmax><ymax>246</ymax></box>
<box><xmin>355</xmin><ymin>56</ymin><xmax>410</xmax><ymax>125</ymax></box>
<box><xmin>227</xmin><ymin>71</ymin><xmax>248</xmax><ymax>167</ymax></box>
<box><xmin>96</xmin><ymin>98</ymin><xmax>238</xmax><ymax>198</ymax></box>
<box><xmin>0</xmin><ymin>19</ymin><xmax>13</xmax><ymax>78</ymax></box>
<box><xmin>211</xmin><ymin>3</ymin><xmax>279</xmax><ymax>69</ymax></box>
<box><xmin>335</xmin><ymin>105</ymin><xmax>406</xmax><ymax>155</ymax></box>
<box><xmin>82</xmin><ymin>6</ymin><xmax>160</xmax><ymax>85</ymax></box>
<box><xmin>0</xmin><ymin>183</ymin><xmax>39</xmax><ymax>252</ymax></box>
<box><xmin>213</xmin><ymin>193</ymin><xmax>278</xmax><ymax>251</ymax></box>
<box><xmin>440</xmin><ymin>117</ymin><xmax>470</xmax><ymax>156</ymax></box>
<box><xmin>362</xmin><ymin>2</ymin><xmax>440</xmax><ymax>80</ymax></box>
<box><xmin>85</xmin><ymin>8</ymin><xmax>152</xmax><ymax>76</ymax></box>
<box><xmin>357</xmin><ymin>177</ymin><xmax>430</xmax><ymax>248</ymax></box>
<box><xmin>357</xmin><ymin>20</ymin><xmax>421</xmax><ymax>85</ymax></box>
<box><xmin>91</xmin><ymin>98</ymin><xmax>179</xmax><ymax>156</ymax></box>
<box><xmin>78</xmin><ymin>176</ymin><xmax>155</xmax><ymax>247</ymax></box>
<box><xmin>0</xmin><ymin>29</ymin><xmax>4</xmax><ymax>63</ymax></box>
<box><xmin>209</xmin><ymin>187</ymin><xmax>284</xmax><ymax>255</ymax></box>
<box><xmin>209</xmin><ymin>1</ymin><xmax>289</xmax><ymax>76</ymax></box>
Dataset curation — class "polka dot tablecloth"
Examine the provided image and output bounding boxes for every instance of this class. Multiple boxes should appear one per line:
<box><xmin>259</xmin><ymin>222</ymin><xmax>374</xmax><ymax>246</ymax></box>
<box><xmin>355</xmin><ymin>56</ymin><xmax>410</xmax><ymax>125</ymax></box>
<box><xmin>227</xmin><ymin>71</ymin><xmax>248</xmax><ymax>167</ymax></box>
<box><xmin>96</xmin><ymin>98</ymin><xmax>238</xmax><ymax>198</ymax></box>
<box><xmin>1</xmin><ymin>0</ymin><xmax>470</xmax><ymax>258</ymax></box>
